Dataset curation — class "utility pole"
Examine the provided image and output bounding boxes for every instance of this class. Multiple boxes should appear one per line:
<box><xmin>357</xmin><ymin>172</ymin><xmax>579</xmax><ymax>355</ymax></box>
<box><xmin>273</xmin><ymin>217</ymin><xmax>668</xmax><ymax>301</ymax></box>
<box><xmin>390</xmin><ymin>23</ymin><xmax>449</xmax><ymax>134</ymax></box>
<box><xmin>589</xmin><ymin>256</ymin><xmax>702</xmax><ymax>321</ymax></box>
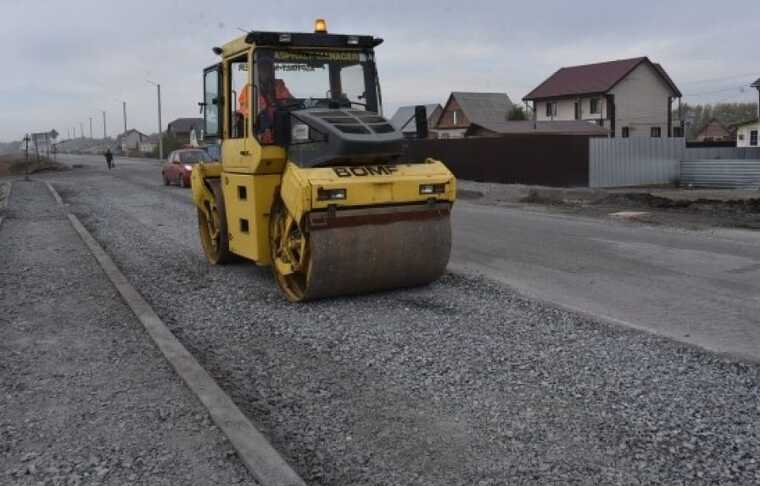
<box><xmin>80</xmin><ymin>122</ymin><xmax>84</xmax><ymax>139</ymax></box>
<box><xmin>67</xmin><ymin>128</ymin><xmax>71</xmax><ymax>140</ymax></box>
<box><xmin>123</xmin><ymin>101</ymin><xmax>128</xmax><ymax>134</ymax></box>
<box><xmin>102</xmin><ymin>111</ymin><xmax>107</xmax><ymax>139</ymax></box>
<box><xmin>147</xmin><ymin>80</ymin><xmax>163</xmax><ymax>159</ymax></box>
<box><xmin>89</xmin><ymin>117</ymin><xmax>93</xmax><ymax>139</ymax></box>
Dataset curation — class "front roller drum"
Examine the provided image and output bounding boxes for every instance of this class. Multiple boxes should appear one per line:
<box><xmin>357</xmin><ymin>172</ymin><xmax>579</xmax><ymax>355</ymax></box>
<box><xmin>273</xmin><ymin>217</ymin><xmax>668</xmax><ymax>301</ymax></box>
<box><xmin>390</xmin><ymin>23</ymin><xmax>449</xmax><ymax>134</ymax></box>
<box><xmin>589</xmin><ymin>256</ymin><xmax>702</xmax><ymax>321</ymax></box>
<box><xmin>270</xmin><ymin>202</ymin><xmax>452</xmax><ymax>302</ymax></box>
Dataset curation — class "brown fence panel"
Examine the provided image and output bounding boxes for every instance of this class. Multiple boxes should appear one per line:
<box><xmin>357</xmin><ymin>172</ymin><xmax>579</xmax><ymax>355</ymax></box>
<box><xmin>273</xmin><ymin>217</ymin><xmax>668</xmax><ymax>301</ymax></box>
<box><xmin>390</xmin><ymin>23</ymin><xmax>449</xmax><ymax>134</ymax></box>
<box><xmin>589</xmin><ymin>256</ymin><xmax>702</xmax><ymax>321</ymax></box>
<box><xmin>403</xmin><ymin>135</ymin><xmax>590</xmax><ymax>187</ymax></box>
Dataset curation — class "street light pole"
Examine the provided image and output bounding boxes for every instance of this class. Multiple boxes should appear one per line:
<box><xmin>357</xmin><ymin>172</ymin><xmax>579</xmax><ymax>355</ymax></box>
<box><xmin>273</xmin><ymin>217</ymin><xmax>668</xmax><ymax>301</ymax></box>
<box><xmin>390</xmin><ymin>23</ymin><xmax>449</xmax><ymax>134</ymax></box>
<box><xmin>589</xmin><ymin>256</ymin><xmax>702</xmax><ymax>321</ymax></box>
<box><xmin>147</xmin><ymin>80</ymin><xmax>163</xmax><ymax>159</ymax></box>
<box><xmin>89</xmin><ymin>117</ymin><xmax>93</xmax><ymax>139</ymax></box>
<box><xmin>123</xmin><ymin>101</ymin><xmax>128</xmax><ymax>134</ymax></box>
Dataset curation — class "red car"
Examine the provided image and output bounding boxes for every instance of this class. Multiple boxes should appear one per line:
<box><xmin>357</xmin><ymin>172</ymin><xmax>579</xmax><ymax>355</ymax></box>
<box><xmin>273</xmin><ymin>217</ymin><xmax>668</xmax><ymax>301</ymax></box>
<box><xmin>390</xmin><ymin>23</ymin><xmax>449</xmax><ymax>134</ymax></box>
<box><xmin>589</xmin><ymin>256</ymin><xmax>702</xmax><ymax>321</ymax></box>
<box><xmin>162</xmin><ymin>149</ymin><xmax>212</xmax><ymax>188</ymax></box>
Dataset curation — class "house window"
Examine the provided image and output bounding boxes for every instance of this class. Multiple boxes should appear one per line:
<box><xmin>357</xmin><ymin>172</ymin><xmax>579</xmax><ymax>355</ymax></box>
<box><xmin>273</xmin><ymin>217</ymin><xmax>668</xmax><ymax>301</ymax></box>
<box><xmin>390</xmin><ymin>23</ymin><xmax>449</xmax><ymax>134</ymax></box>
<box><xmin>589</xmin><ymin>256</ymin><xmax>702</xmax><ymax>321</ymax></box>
<box><xmin>453</xmin><ymin>110</ymin><xmax>458</xmax><ymax>126</ymax></box>
<box><xmin>751</xmin><ymin>130</ymin><xmax>758</xmax><ymax>146</ymax></box>
<box><xmin>545</xmin><ymin>102</ymin><xmax>557</xmax><ymax>118</ymax></box>
<box><xmin>622</xmin><ymin>127</ymin><xmax>630</xmax><ymax>138</ymax></box>
<box><xmin>590</xmin><ymin>98</ymin><xmax>600</xmax><ymax>114</ymax></box>
<box><xmin>651</xmin><ymin>127</ymin><xmax>661</xmax><ymax>138</ymax></box>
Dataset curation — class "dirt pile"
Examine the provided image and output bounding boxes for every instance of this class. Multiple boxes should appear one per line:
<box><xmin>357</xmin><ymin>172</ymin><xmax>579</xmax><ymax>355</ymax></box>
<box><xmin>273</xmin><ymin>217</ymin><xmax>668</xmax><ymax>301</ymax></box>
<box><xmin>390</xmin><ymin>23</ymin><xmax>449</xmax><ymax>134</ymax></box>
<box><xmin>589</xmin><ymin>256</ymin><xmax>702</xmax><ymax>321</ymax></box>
<box><xmin>0</xmin><ymin>155</ymin><xmax>68</xmax><ymax>176</ymax></box>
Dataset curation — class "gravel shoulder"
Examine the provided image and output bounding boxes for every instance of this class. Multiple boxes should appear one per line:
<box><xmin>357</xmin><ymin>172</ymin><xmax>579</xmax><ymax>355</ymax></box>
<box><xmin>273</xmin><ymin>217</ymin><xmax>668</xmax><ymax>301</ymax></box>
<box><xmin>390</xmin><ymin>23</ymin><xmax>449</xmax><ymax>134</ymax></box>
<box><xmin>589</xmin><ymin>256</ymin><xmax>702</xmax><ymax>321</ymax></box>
<box><xmin>0</xmin><ymin>180</ymin><xmax>256</xmax><ymax>485</ymax></box>
<box><xmin>37</xmin><ymin>160</ymin><xmax>760</xmax><ymax>485</ymax></box>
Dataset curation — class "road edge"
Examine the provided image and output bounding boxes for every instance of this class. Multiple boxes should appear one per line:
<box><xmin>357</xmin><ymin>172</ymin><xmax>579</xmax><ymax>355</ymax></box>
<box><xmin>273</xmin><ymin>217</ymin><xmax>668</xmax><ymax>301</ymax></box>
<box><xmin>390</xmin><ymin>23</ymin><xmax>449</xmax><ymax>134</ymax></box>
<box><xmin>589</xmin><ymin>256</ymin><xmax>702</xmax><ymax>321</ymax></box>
<box><xmin>47</xmin><ymin>181</ymin><xmax>306</xmax><ymax>486</ymax></box>
<box><xmin>447</xmin><ymin>262</ymin><xmax>760</xmax><ymax>365</ymax></box>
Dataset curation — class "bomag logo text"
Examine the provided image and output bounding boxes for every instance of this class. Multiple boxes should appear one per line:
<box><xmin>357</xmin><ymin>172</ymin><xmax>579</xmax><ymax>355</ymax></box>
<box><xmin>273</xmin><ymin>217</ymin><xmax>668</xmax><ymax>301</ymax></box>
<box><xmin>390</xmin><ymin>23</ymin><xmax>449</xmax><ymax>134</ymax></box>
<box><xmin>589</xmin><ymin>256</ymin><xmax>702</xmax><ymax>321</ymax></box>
<box><xmin>333</xmin><ymin>166</ymin><xmax>399</xmax><ymax>177</ymax></box>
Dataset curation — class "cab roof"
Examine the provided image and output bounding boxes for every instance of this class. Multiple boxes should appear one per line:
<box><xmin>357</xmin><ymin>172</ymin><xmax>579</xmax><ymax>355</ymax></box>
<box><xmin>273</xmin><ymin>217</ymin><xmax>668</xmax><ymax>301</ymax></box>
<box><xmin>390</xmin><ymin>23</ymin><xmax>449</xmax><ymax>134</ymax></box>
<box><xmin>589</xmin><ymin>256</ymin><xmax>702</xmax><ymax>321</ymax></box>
<box><xmin>220</xmin><ymin>31</ymin><xmax>383</xmax><ymax>57</ymax></box>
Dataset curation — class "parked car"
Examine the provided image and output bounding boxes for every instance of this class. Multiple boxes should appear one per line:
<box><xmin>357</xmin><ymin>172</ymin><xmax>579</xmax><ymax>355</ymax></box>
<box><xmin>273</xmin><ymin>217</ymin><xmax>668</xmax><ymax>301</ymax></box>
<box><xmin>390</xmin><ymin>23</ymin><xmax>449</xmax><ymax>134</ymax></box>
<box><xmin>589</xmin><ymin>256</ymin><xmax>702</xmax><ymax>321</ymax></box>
<box><xmin>161</xmin><ymin>149</ymin><xmax>212</xmax><ymax>187</ymax></box>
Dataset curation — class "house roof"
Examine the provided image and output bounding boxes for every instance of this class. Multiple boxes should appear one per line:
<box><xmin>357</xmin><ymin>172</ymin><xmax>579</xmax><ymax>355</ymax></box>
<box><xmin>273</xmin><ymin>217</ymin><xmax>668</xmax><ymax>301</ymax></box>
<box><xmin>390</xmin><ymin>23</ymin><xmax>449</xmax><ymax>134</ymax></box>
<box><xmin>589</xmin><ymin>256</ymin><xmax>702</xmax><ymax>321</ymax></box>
<box><xmin>389</xmin><ymin>104</ymin><xmax>442</xmax><ymax>133</ymax></box>
<box><xmin>466</xmin><ymin>120</ymin><xmax>609</xmax><ymax>137</ymax></box>
<box><xmin>523</xmin><ymin>57</ymin><xmax>681</xmax><ymax>100</ymax></box>
<box><xmin>168</xmin><ymin>118</ymin><xmax>203</xmax><ymax>132</ymax></box>
<box><xmin>442</xmin><ymin>92</ymin><xmax>513</xmax><ymax>127</ymax></box>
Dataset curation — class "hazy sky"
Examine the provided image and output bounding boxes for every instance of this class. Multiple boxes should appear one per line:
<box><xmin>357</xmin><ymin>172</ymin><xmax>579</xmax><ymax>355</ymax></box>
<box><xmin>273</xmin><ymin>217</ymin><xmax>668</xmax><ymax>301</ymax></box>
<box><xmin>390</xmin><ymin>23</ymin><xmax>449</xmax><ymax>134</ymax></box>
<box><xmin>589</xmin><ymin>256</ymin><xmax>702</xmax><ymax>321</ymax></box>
<box><xmin>1</xmin><ymin>0</ymin><xmax>758</xmax><ymax>142</ymax></box>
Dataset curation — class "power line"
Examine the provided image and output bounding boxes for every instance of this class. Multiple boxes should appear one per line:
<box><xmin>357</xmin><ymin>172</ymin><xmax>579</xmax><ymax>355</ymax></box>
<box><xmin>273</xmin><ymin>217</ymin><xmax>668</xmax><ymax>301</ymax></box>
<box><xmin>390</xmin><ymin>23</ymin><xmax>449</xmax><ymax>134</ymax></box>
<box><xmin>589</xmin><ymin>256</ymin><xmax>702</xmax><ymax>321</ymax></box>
<box><xmin>682</xmin><ymin>85</ymin><xmax>750</xmax><ymax>98</ymax></box>
<box><xmin>678</xmin><ymin>72</ymin><xmax>758</xmax><ymax>86</ymax></box>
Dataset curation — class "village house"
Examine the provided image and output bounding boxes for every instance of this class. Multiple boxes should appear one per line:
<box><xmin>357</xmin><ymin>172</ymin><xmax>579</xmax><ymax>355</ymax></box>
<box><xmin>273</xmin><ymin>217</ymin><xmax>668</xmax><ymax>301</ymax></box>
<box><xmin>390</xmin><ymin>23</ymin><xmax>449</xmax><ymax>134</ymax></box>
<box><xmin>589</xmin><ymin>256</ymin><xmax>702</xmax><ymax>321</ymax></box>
<box><xmin>166</xmin><ymin>118</ymin><xmax>204</xmax><ymax>144</ymax></box>
<box><xmin>432</xmin><ymin>92</ymin><xmax>513</xmax><ymax>139</ymax></box>
<box><xmin>695</xmin><ymin>118</ymin><xmax>735</xmax><ymax>142</ymax></box>
<box><xmin>118</xmin><ymin>129</ymin><xmax>147</xmax><ymax>152</ymax></box>
<box><xmin>523</xmin><ymin>57</ymin><xmax>682</xmax><ymax>138</ymax></box>
<box><xmin>389</xmin><ymin>104</ymin><xmax>443</xmax><ymax>138</ymax></box>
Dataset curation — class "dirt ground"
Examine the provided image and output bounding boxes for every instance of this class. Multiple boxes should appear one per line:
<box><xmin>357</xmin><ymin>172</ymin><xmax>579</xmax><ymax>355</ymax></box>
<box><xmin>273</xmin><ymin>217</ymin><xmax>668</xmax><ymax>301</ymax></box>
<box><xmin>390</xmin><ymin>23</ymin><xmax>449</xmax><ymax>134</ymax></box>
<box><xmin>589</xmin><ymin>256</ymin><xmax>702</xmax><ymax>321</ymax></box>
<box><xmin>458</xmin><ymin>180</ymin><xmax>760</xmax><ymax>231</ymax></box>
<box><xmin>0</xmin><ymin>154</ymin><xmax>68</xmax><ymax>177</ymax></box>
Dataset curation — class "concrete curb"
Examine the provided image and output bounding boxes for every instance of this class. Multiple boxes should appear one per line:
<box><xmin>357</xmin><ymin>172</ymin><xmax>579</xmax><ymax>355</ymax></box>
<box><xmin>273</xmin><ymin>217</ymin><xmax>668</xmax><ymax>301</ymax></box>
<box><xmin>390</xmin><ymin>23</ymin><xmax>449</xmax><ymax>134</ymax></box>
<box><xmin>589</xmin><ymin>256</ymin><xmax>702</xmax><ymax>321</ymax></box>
<box><xmin>45</xmin><ymin>181</ymin><xmax>64</xmax><ymax>207</ymax></box>
<box><xmin>47</xmin><ymin>183</ymin><xmax>306</xmax><ymax>486</ymax></box>
<box><xmin>1</xmin><ymin>181</ymin><xmax>12</xmax><ymax>209</ymax></box>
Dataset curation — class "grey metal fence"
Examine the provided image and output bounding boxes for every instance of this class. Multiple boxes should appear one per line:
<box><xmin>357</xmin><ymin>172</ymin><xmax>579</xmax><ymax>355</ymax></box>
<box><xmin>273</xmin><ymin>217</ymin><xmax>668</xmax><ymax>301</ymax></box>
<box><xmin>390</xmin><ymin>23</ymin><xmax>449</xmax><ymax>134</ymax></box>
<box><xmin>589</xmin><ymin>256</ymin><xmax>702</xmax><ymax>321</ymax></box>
<box><xmin>681</xmin><ymin>159</ymin><xmax>760</xmax><ymax>189</ymax></box>
<box><xmin>683</xmin><ymin>147</ymin><xmax>760</xmax><ymax>161</ymax></box>
<box><xmin>590</xmin><ymin>139</ymin><xmax>760</xmax><ymax>188</ymax></box>
<box><xmin>589</xmin><ymin>138</ymin><xmax>684</xmax><ymax>187</ymax></box>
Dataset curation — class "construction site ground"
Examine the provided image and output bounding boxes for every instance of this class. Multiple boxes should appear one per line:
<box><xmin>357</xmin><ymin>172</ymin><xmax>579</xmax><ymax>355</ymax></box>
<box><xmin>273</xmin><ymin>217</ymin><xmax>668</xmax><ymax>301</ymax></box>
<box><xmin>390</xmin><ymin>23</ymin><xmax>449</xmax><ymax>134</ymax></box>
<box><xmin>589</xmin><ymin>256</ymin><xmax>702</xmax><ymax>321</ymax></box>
<box><xmin>459</xmin><ymin>180</ymin><xmax>760</xmax><ymax>230</ymax></box>
<box><xmin>1</xmin><ymin>155</ymin><xmax>759</xmax><ymax>485</ymax></box>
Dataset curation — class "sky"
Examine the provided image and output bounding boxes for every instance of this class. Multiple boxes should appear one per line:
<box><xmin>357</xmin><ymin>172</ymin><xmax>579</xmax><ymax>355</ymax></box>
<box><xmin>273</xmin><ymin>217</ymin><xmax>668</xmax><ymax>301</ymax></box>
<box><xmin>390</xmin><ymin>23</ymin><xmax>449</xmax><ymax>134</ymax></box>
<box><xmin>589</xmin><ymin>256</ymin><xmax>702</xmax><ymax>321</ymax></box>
<box><xmin>1</xmin><ymin>0</ymin><xmax>758</xmax><ymax>142</ymax></box>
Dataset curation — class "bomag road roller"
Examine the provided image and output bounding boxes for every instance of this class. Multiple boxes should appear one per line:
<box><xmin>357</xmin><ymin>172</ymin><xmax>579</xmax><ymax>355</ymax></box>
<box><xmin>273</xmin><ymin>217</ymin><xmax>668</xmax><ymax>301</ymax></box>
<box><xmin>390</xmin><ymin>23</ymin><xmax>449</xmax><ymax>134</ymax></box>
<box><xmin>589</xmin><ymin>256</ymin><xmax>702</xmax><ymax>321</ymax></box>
<box><xmin>192</xmin><ymin>19</ymin><xmax>456</xmax><ymax>302</ymax></box>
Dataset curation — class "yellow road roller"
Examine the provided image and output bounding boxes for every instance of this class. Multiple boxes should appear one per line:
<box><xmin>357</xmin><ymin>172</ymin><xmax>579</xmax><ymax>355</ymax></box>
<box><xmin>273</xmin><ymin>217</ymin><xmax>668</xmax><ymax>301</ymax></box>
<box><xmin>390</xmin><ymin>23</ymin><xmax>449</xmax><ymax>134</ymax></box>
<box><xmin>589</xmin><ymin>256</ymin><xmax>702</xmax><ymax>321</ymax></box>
<box><xmin>192</xmin><ymin>19</ymin><xmax>456</xmax><ymax>301</ymax></box>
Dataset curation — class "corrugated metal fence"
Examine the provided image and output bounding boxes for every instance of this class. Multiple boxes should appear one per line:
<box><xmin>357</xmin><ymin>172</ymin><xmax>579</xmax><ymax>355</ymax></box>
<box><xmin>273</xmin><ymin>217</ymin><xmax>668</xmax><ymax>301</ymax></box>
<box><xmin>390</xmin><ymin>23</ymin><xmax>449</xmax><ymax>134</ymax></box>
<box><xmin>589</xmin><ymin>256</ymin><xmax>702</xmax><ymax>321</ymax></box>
<box><xmin>590</xmin><ymin>139</ymin><xmax>760</xmax><ymax>188</ymax></box>
<box><xmin>683</xmin><ymin>147</ymin><xmax>760</xmax><ymax>161</ymax></box>
<box><xmin>681</xmin><ymin>159</ymin><xmax>760</xmax><ymax>189</ymax></box>
<box><xmin>589</xmin><ymin>138</ymin><xmax>684</xmax><ymax>187</ymax></box>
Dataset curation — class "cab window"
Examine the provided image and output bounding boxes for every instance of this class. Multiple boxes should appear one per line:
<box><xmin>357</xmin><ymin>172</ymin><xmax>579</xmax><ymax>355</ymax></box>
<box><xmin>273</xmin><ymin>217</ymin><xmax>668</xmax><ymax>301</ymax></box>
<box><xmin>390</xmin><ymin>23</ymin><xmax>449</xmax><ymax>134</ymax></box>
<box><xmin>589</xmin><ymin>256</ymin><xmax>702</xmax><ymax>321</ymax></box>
<box><xmin>228</xmin><ymin>55</ymin><xmax>250</xmax><ymax>139</ymax></box>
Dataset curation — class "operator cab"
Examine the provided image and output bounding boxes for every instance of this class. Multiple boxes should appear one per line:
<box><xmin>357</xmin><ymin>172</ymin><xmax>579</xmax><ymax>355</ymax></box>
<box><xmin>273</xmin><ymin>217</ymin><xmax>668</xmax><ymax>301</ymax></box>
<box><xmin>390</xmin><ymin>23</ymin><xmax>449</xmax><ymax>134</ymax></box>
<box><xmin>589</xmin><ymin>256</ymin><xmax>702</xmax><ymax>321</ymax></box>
<box><xmin>201</xmin><ymin>20</ymin><xmax>406</xmax><ymax>169</ymax></box>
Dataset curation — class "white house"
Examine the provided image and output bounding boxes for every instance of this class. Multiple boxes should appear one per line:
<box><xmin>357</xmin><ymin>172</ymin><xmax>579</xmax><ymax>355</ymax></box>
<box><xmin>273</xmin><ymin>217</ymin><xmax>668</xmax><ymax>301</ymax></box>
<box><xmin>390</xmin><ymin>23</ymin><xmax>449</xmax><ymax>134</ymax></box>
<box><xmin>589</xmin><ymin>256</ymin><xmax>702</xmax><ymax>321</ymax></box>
<box><xmin>523</xmin><ymin>57</ymin><xmax>682</xmax><ymax>138</ymax></box>
<box><xmin>736</xmin><ymin>78</ymin><xmax>760</xmax><ymax>148</ymax></box>
<box><xmin>119</xmin><ymin>129</ymin><xmax>147</xmax><ymax>152</ymax></box>
<box><xmin>735</xmin><ymin>119</ymin><xmax>759</xmax><ymax>148</ymax></box>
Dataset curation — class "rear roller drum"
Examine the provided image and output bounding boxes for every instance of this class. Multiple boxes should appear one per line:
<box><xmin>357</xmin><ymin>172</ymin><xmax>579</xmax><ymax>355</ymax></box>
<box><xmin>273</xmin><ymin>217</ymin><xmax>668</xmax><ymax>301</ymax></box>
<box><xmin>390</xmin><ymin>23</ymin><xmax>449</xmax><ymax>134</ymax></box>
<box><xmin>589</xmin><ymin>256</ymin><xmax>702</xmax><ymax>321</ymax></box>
<box><xmin>198</xmin><ymin>179</ymin><xmax>231</xmax><ymax>265</ymax></box>
<box><xmin>270</xmin><ymin>200</ymin><xmax>311</xmax><ymax>302</ymax></box>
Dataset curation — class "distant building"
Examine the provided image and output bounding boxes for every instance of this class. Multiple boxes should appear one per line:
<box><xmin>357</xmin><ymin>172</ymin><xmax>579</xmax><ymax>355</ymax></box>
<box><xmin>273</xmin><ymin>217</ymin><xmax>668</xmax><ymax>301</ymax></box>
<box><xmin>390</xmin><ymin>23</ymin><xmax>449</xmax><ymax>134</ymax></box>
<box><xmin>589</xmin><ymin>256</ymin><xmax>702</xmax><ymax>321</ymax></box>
<box><xmin>433</xmin><ymin>92</ymin><xmax>513</xmax><ymax>139</ymax></box>
<box><xmin>524</xmin><ymin>57</ymin><xmax>682</xmax><ymax>138</ymax></box>
<box><xmin>389</xmin><ymin>104</ymin><xmax>442</xmax><ymax>138</ymax></box>
<box><xmin>695</xmin><ymin>118</ymin><xmax>735</xmax><ymax>142</ymax></box>
<box><xmin>465</xmin><ymin>120</ymin><xmax>609</xmax><ymax>137</ymax></box>
<box><xmin>118</xmin><ymin>129</ymin><xmax>147</xmax><ymax>152</ymax></box>
<box><xmin>167</xmin><ymin>118</ymin><xmax>204</xmax><ymax>143</ymax></box>
<box><xmin>139</xmin><ymin>134</ymin><xmax>160</xmax><ymax>153</ymax></box>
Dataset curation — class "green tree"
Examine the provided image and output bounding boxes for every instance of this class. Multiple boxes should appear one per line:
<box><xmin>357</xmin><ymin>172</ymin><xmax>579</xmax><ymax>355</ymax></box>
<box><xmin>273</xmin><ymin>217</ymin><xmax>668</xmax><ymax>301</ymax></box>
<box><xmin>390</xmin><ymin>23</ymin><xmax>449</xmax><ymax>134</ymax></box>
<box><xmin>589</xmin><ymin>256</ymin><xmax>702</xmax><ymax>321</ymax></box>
<box><xmin>675</xmin><ymin>102</ymin><xmax>757</xmax><ymax>139</ymax></box>
<box><xmin>507</xmin><ymin>105</ymin><xmax>528</xmax><ymax>121</ymax></box>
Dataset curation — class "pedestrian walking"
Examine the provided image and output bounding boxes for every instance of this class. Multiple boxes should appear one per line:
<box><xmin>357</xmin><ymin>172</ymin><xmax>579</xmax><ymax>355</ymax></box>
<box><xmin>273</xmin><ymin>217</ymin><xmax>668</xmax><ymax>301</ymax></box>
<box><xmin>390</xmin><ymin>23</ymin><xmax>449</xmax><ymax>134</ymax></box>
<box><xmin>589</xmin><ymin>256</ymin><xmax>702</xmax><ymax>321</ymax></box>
<box><xmin>104</xmin><ymin>148</ymin><xmax>114</xmax><ymax>170</ymax></box>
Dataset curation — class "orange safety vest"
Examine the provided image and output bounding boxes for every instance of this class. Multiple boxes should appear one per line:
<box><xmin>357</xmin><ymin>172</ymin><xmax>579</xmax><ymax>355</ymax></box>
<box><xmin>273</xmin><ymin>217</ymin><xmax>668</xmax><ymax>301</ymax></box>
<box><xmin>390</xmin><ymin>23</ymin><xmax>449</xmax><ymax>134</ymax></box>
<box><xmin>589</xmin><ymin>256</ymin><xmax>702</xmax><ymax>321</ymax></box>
<box><xmin>239</xmin><ymin>80</ymin><xmax>293</xmax><ymax>118</ymax></box>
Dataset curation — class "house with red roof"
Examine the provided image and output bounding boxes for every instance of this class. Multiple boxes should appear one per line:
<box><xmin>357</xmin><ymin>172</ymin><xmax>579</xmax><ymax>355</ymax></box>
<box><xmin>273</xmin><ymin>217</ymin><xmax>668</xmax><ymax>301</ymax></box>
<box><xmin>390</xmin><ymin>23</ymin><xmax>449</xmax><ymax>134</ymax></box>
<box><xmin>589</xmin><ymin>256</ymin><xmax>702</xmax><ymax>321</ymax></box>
<box><xmin>523</xmin><ymin>57</ymin><xmax>682</xmax><ymax>139</ymax></box>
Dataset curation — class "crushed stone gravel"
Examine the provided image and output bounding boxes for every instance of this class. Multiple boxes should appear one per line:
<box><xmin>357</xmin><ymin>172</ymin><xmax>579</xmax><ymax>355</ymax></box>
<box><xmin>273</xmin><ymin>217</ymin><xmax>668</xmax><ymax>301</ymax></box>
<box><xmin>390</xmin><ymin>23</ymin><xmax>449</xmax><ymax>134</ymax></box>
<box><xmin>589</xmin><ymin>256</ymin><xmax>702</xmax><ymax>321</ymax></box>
<box><xmin>0</xmin><ymin>180</ymin><xmax>257</xmax><ymax>485</ymax></box>
<box><xmin>33</xmin><ymin>159</ymin><xmax>760</xmax><ymax>485</ymax></box>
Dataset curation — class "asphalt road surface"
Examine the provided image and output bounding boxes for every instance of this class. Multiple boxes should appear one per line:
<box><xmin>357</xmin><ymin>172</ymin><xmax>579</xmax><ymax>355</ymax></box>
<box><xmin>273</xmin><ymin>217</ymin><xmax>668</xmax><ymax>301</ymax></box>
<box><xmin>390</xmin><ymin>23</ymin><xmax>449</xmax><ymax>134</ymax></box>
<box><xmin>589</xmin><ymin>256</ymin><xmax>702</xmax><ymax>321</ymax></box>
<box><xmin>63</xmin><ymin>153</ymin><xmax>760</xmax><ymax>360</ymax></box>
<box><xmin>15</xmin><ymin>153</ymin><xmax>758</xmax><ymax>485</ymax></box>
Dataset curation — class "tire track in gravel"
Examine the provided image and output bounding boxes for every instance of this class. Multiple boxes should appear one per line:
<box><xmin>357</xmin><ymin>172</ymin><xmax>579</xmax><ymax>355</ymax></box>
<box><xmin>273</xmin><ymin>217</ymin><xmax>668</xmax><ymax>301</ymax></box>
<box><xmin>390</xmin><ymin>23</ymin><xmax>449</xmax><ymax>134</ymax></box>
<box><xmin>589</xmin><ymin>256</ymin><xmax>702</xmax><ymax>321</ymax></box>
<box><xmin>47</xmin><ymin>167</ymin><xmax>760</xmax><ymax>486</ymax></box>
